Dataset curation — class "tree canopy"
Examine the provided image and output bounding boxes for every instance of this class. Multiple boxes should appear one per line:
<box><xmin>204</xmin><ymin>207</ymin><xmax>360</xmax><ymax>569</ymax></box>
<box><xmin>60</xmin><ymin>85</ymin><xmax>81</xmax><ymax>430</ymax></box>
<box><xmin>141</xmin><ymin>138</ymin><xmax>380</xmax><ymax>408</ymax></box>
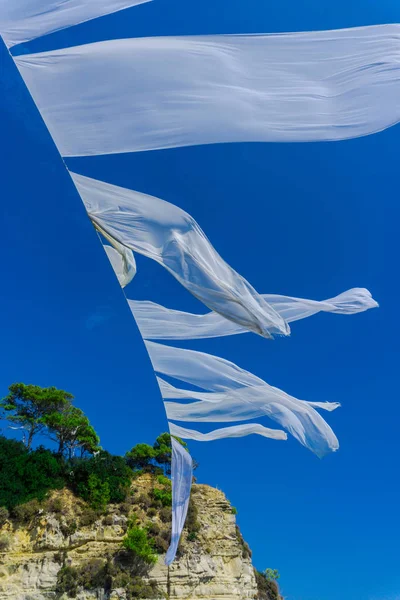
<box><xmin>0</xmin><ymin>383</ymin><xmax>73</xmax><ymax>449</ymax></box>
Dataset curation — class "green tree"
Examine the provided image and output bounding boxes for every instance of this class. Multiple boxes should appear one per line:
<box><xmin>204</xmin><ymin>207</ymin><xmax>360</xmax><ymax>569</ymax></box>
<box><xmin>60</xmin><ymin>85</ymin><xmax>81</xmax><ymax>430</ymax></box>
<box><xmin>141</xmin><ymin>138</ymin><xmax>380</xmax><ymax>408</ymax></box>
<box><xmin>125</xmin><ymin>443</ymin><xmax>155</xmax><ymax>471</ymax></box>
<box><xmin>0</xmin><ymin>436</ymin><xmax>65</xmax><ymax>509</ymax></box>
<box><xmin>41</xmin><ymin>405</ymin><xmax>100</xmax><ymax>458</ymax></box>
<box><xmin>123</xmin><ymin>523</ymin><xmax>157</xmax><ymax>566</ymax></box>
<box><xmin>0</xmin><ymin>384</ymin><xmax>73</xmax><ymax>449</ymax></box>
<box><xmin>87</xmin><ymin>474</ymin><xmax>110</xmax><ymax>511</ymax></box>
<box><xmin>153</xmin><ymin>432</ymin><xmax>188</xmax><ymax>475</ymax></box>
<box><xmin>264</xmin><ymin>568</ymin><xmax>280</xmax><ymax>581</ymax></box>
<box><xmin>70</xmin><ymin>450</ymin><xmax>132</xmax><ymax>504</ymax></box>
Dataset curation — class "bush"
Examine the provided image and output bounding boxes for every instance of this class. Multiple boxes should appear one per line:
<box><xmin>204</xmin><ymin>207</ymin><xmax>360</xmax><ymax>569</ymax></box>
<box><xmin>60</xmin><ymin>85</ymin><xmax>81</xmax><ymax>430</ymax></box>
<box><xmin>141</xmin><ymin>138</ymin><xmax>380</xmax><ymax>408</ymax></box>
<box><xmin>61</xmin><ymin>520</ymin><xmax>77</xmax><ymax>537</ymax></box>
<box><xmin>0</xmin><ymin>506</ymin><xmax>9</xmax><ymax>526</ymax></box>
<box><xmin>0</xmin><ymin>534</ymin><xmax>11</xmax><ymax>551</ymax></box>
<box><xmin>159</xmin><ymin>507</ymin><xmax>171</xmax><ymax>523</ymax></box>
<box><xmin>136</xmin><ymin>494</ymin><xmax>151</xmax><ymax>509</ymax></box>
<box><xmin>185</xmin><ymin>498</ymin><xmax>200</xmax><ymax>535</ymax></box>
<box><xmin>79</xmin><ymin>507</ymin><xmax>99</xmax><ymax>527</ymax></box>
<box><xmin>152</xmin><ymin>488</ymin><xmax>172</xmax><ymax>507</ymax></box>
<box><xmin>156</xmin><ymin>475</ymin><xmax>171</xmax><ymax>487</ymax></box>
<box><xmin>103</xmin><ymin>514</ymin><xmax>114</xmax><ymax>526</ymax></box>
<box><xmin>12</xmin><ymin>499</ymin><xmax>41</xmax><ymax>523</ymax></box>
<box><xmin>235</xmin><ymin>525</ymin><xmax>251</xmax><ymax>559</ymax></box>
<box><xmin>122</xmin><ymin>525</ymin><xmax>157</xmax><ymax>566</ymax></box>
<box><xmin>146</xmin><ymin>522</ymin><xmax>160</xmax><ymax>536</ymax></box>
<box><xmin>231</xmin><ymin>506</ymin><xmax>238</xmax><ymax>515</ymax></box>
<box><xmin>56</xmin><ymin>566</ymin><xmax>79</xmax><ymax>597</ymax></box>
<box><xmin>86</xmin><ymin>474</ymin><xmax>110</xmax><ymax>512</ymax></box>
<box><xmin>0</xmin><ymin>437</ymin><xmax>65</xmax><ymax>509</ymax></box>
<box><xmin>147</xmin><ymin>507</ymin><xmax>157</xmax><ymax>517</ymax></box>
<box><xmin>255</xmin><ymin>570</ymin><xmax>281</xmax><ymax>600</ymax></box>
<box><xmin>69</xmin><ymin>451</ymin><xmax>132</xmax><ymax>505</ymax></box>
<box><xmin>152</xmin><ymin>535</ymin><xmax>169</xmax><ymax>553</ymax></box>
<box><xmin>46</xmin><ymin>497</ymin><xmax>63</xmax><ymax>514</ymax></box>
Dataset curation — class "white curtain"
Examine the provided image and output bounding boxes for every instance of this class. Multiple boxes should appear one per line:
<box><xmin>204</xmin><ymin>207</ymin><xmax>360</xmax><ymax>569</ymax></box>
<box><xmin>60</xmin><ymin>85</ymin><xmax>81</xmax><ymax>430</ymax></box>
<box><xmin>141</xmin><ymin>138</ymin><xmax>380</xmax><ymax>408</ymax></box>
<box><xmin>0</xmin><ymin>0</ymin><xmax>151</xmax><ymax>48</ymax></box>
<box><xmin>71</xmin><ymin>172</ymin><xmax>289</xmax><ymax>338</ymax></box>
<box><xmin>14</xmin><ymin>25</ymin><xmax>400</xmax><ymax>156</ymax></box>
<box><xmin>129</xmin><ymin>289</ymin><xmax>378</xmax><ymax>340</ymax></box>
<box><xmin>103</xmin><ymin>244</ymin><xmax>136</xmax><ymax>288</ymax></box>
<box><xmin>169</xmin><ymin>422</ymin><xmax>287</xmax><ymax>443</ymax></box>
<box><xmin>146</xmin><ymin>341</ymin><xmax>339</xmax><ymax>458</ymax></box>
<box><xmin>165</xmin><ymin>437</ymin><xmax>193</xmax><ymax>566</ymax></box>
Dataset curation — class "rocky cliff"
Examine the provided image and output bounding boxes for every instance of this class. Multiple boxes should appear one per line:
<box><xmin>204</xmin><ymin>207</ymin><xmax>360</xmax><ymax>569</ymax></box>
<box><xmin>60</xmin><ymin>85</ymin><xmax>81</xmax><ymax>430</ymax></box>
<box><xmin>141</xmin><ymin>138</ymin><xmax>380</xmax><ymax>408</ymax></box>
<box><xmin>0</xmin><ymin>475</ymin><xmax>280</xmax><ymax>600</ymax></box>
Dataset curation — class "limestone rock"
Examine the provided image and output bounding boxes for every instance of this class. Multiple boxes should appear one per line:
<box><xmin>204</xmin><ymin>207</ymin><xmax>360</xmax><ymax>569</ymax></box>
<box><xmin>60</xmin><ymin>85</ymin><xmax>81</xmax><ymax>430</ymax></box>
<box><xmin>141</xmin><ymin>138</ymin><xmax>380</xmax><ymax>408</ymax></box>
<box><xmin>0</xmin><ymin>478</ymin><xmax>261</xmax><ymax>600</ymax></box>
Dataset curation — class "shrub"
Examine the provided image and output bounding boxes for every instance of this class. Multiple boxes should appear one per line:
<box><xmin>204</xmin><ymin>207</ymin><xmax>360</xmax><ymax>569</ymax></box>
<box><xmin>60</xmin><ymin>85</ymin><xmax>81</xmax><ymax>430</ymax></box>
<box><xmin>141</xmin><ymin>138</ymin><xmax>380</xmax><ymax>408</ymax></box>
<box><xmin>152</xmin><ymin>535</ymin><xmax>169</xmax><ymax>553</ymax></box>
<box><xmin>0</xmin><ymin>437</ymin><xmax>65</xmax><ymax>509</ymax></box>
<box><xmin>187</xmin><ymin>531</ymin><xmax>197</xmax><ymax>542</ymax></box>
<box><xmin>136</xmin><ymin>493</ymin><xmax>151</xmax><ymax>508</ymax></box>
<box><xmin>146</xmin><ymin>522</ymin><xmax>160</xmax><ymax>536</ymax></box>
<box><xmin>159</xmin><ymin>507</ymin><xmax>171</xmax><ymax>523</ymax></box>
<box><xmin>86</xmin><ymin>474</ymin><xmax>110</xmax><ymax>512</ymax></box>
<box><xmin>185</xmin><ymin>498</ymin><xmax>200</xmax><ymax>535</ymax></box>
<box><xmin>61</xmin><ymin>520</ymin><xmax>77</xmax><ymax>537</ymax></box>
<box><xmin>56</xmin><ymin>566</ymin><xmax>79</xmax><ymax>597</ymax></box>
<box><xmin>156</xmin><ymin>475</ymin><xmax>171</xmax><ymax>487</ymax></box>
<box><xmin>152</xmin><ymin>488</ymin><xmax>172</xmax><ymax>507</ymax></box>
<box><xmin>0</xmin><ymin>534</ymin><xmax>11</xmax><ymax>551</ymax></box>
<box><xmin>147</xmin><ymin>507</ymin><xmax>157</xmax><ymax>517</ymax></box>
<box><xmin>103</xmin><ymin>514</ymin><xmax>114</xmax><ymax>526</ymax></box>
<box><xmin>12</xmin><ymin>499</ymin><xmax>41</xmax><ymax>523</ymax></box>
<box><xmin>79</xmin><ymin>507</ymin><xmax>99</xmax><ymax>527</ymax></box>
<box><xmin>235</xmin><ymin>525</ymin><xmax>251</xmax><ymax>559</ymax></box>
<box><xmin>231</xmin><ymin>506</ymin><xmax>238</xmax><ymax>515</ymax></box>
<box><xmin>0</xmin><ymin>506</ymin><xmax>9</xmax><ymax>526</ymax></box>
<box><xmin>46</xmin><ymin>497</ymin><xmax>63</xmax><ymax>514</ymax></box>
<box><xmin>70</xmin><ymin>451</ymin><xmax>132</xmax><ymax>505</ymax></box>
<box><xmin>122</xmin><ymin>525</ymin><xmax>157</xmax><ymax>566</ymax></box>
<box><xmin>255</xmin><ymin>570</ymin><xmax>281</xmax><ymax>600</ymax></box>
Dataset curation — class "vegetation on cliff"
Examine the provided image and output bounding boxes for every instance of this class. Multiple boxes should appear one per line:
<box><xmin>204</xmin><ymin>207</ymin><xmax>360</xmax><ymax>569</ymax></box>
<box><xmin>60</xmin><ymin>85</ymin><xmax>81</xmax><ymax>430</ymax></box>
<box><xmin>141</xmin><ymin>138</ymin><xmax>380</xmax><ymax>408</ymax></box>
<box><xmin>0</xmin><ymin>382</ymin><xmax>282</xmax><ymax>599</ymax></box>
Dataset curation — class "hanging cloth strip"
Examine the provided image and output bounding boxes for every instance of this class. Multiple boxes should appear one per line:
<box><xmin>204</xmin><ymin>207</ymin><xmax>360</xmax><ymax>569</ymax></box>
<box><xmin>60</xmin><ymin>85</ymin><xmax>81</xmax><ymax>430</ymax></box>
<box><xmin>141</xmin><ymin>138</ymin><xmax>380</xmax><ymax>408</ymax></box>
<box><xmin>128</xmin><ymin>290</ymin><xmax>378</xmax><ymax>340</ymax></box>
<box><xmin>71</xmin><ymin>171</ymin><xmax>289</xmax><ymax>338</ymax></box>
<box><xmin>14</xmin><ymin>25</ymin><xmax>400</xmax><ymax>156</ymax></box>
<box><xmin>0</xmin><ymin>0</ymin><xmax>151</xmax><ymax>49</ymax></box>
<box><xmin>145</xmin><ymin>341</ymin><xmax>340</xmax><ymax>459</ymax></box>
<box><xmin>165</xmin><ymin>437</ymin><xmax>193</xmax><ymax>566</ymax></box>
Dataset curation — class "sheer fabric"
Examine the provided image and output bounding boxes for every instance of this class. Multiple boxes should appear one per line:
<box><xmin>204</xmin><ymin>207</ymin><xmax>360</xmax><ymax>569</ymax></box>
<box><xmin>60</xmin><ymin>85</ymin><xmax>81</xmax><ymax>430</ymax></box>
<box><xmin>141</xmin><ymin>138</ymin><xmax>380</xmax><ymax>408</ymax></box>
<box><xmin>169</xmin><ymin>422</ymin><xmax>287</xmax><ymax>442</ymax></box>
<box><xmin>129</xmin><ymin>289</ymin><xmax>378</xmax><ymax>340</ymax></box>
<box><xmin>165</xmin><ymin>437</ymin><xmax>193</xmax><ymax>566</ymax></box>
<box><xmin>15</xmin><ymin>25</ymin><xmax>400</xmax><ymax>156</ymax></box>
<box><xmin>0</xmin><ymin>0</ymin><xmax>151</xmax><ymax>48</ymax></box>
<box><xmin>71</xmin><ymin>172</ymin><xmax>288</xmax><ymax>338</ymax></box>
<box><xmin>103</xmin><ymin>244</ymin><xmax>136</xmax><ymax>288</ymax></box>
<box><xmin>146</xmin><ymin>341</ymin><xmax>339</xmax><ymax>457</ymax></box>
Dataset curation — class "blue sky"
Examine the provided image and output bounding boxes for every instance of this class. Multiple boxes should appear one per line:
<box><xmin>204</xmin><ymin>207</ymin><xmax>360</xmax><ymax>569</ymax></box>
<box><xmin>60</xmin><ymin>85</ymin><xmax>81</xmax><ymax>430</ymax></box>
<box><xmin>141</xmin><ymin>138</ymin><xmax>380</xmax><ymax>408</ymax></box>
<box><xmin>1</xmin><ymin>1</ymin><xmax>399</xmax><ymax>599</ymax></box>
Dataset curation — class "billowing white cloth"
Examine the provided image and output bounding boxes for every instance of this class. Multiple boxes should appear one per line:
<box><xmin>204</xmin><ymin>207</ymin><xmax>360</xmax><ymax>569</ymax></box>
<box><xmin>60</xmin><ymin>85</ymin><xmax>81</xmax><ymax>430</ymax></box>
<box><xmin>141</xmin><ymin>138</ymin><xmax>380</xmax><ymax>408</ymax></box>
<box><xmin>103</xmin><ymin>244</ymin><xmax>136</xmax><ymax>288</ymax></box>
<box><xmin>146</xmin><ymin>341</ymin><xmax>339</xmax><ymax>457</ymax></box>
<box><xmin>169</xmin><ymin>422</ymin><xmax>287</xmax><ymax>442</ymax></box>
<box><xmin>165</xmin><ymin>437</ymin><xmax>193</xmax><ymax>566</ymax></box>
<box><xmin>0</xmin><ymin>0</ymin><xmax>151</xmax><ymax>48</ymax></box>
<box><xmin>71</xmin><ymin>172</ymin><xmax>289</xmax><ymax>338</ymax></box>
<box><xmin>129</xmin><ymin>288</ymin><xmax>378</xmax><ymax>340</ymax></box>
<box><xmin>15</xmin><ymin>25</ymin><xmax>400</xmax><ymax>156</ymax></box>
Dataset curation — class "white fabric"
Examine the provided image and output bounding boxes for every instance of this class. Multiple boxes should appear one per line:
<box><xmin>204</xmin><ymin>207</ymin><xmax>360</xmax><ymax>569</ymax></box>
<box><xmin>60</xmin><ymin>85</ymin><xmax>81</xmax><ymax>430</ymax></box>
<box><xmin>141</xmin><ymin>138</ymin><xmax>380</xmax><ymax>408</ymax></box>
<box><xmin>0</xmin><ymin>0</ymin><xmax>151</xmax><ymax>48</ymax></box>
<box><xmin>14</xmin><ymin>25</ymin><xmax>400</xmax><ymax>156</ymax></box>
<box><xmin>129</xmin><ymin>288</ymin><xmax>378</xmax><ymax>340</ymax></box>
<box><xmin>169</xmin><ymin>422</ymin><xmax>287</xmax><ymax>442</ymax></box>
<box><xmin>103</xmin><ymin>244</ymin><xmax>136</xmax><ymax>288</ymax></box>
<box><xmin>146</xmin><ymin>341</ymin><xmax>339</xmax><ymax>457</ymax></box>
<box><xmin>165</xmin><ymin>437</ymin><xmax>193</xmax><ymax>566</ymax></box>
<box><xmin>71</xmin><ymin>172</ymin><xmax>289</xmax><ymax>338</ymax></box>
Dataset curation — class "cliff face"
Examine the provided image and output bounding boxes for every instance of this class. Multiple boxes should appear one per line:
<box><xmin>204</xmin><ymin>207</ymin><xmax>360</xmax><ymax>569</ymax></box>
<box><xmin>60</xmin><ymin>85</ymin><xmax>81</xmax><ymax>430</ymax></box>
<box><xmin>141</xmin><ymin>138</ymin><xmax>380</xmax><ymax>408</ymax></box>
<box><xmin>0</xmin><ymin>475</ymin><xmax>272</xmax><ymax>600</ymax></box>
